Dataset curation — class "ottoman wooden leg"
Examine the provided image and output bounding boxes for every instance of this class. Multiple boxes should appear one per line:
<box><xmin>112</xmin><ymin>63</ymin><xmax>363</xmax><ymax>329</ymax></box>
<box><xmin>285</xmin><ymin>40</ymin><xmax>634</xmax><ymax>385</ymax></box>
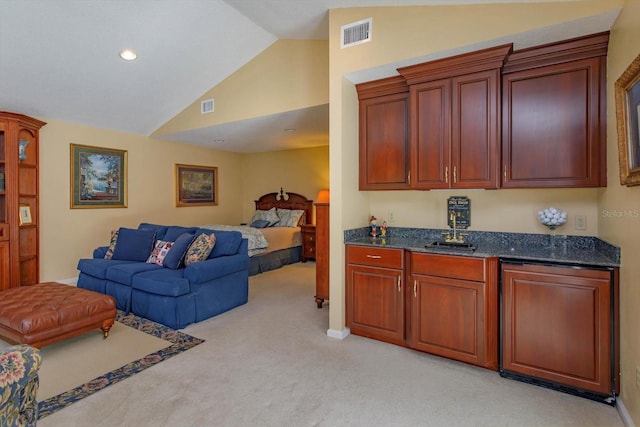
<box><xmin>101</xmin><ymin>318</ymin><xmax>115</xmax><ymax>338</ymax></box>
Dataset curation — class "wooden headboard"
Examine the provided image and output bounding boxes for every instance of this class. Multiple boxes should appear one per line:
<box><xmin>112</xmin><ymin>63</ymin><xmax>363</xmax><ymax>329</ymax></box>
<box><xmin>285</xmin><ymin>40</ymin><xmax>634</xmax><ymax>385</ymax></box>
<box><xmin>254</xmin><ymin>188</ymin><xmax>314</xmax><ymax>225</ymax></box>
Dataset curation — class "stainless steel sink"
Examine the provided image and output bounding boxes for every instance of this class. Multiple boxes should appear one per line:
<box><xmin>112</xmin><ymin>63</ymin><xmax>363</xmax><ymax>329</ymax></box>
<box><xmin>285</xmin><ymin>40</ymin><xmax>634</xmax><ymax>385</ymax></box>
<box><xmin>426</xmin><ymin>241</ymin><xmax>476</xmax><ymax>252</ymax></box>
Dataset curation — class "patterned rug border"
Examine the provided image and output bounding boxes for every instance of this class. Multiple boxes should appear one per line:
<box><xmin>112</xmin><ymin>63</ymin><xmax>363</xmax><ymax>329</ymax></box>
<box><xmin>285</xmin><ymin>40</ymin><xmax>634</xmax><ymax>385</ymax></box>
<box><xmin>38</xmin><ymin>311</ymin><xmax>204</xmax><ymax>419</ymax></box>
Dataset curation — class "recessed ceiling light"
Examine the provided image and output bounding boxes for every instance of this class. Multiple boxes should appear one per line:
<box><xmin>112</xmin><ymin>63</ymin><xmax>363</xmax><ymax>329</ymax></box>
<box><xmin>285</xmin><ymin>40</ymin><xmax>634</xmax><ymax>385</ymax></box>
<box><xmin>285</xmin><ymin>128</ymin><xmax>296</xmax><ymax>132</ymax></box>
<box><xmin>213</xmin><ymin>139</ymin><xmax>225</xmax><ymax>143</ymax></box>
<box><xmin>119</xmin><ymin>49</ymin><xmax>137</xmax><ymax>61</ymax></box>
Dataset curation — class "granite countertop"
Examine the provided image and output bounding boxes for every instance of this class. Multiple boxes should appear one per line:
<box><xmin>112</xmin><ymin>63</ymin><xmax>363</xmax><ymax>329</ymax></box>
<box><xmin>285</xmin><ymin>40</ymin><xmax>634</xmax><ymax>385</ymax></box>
<box><xmin>344</xmin><ymin>228</ymin><xmax>620</xmax><ymax>268</ymax></box>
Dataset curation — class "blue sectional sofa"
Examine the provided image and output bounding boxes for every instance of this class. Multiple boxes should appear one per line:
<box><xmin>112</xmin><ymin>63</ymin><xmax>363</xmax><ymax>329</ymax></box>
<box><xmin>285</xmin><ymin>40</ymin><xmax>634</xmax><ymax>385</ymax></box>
<box><xmin>77</xmin><ymin>223</ymin><xmax>250</xmax><ymax>329</ymax></box>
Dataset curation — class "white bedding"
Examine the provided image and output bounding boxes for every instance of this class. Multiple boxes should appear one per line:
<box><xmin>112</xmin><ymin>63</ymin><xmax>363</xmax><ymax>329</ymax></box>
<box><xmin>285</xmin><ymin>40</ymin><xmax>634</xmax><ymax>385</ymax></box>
<box><xmin>199</xmin><ymin>224</ymin><xmax>301</xmax><ymax>257</ymax></box>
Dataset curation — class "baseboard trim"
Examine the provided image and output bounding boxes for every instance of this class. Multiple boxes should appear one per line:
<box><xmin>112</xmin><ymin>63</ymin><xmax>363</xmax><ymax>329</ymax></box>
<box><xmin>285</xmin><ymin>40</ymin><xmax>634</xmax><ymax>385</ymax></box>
<box><xmin>327</xmin><ymin>327</ymin><xmax>350</xmax><ymax>339</ymax></box>
<box><xmin>55</xmin><ymin>277</ymin><xmax>78</xmax><ymax>286</ymax></box>
<box><xmin>617</xmin><ymin>398</ymin><xmax>636</xmax><ymax>427</ymax></box>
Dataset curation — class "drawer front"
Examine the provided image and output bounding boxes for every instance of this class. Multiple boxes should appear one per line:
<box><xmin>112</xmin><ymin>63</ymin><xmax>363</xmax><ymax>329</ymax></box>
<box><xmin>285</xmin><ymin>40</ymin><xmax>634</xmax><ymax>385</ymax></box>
<box><xmin>411</xmin><ymin>252</ymin><xmax>485</xmax><ymax>282</ymax></box>
<box><xmin>347</xmin><ymin>245</ymin><xmax>403</xmax><ymax>269</ymax></box>
<box><xmin>304</xmin><ymin>233</ymin><xmax>316</xmax><ymax>244</ymax></box>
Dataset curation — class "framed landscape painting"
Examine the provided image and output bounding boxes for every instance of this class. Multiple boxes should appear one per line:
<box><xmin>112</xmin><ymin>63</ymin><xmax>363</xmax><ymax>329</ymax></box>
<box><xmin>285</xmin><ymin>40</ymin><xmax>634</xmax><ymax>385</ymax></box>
<box><xmin>616</xmin><ymin>53</ymin><xmax>640</xmax><ymax>186</ymax></box>
<box><xmin>70</xmin><ymin>144</ymin><xmax>127</xmax><ymax>208</ymax></box>
<box><xmin>175</xmin><ymin>164</ymin><xmax>218</xmax><ymax>207</ymax></box>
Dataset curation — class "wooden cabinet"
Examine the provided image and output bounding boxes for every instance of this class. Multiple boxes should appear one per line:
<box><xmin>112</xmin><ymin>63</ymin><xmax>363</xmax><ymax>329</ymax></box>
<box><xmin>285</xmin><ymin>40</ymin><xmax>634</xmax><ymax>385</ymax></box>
<box><xmin>0</xmin><ymin>112</ymin><xmax>45</xmax><ymax>290</ymax></box>
<box><xmin>398</xmin><ymin>45</ymin><xmax>511</xmax><ymax>189</ymax></box>
<box><xmin>501</xmin><ymin>32</ymin><xmax>608</xmax><ymax>188</ymax></box>
<box><xmin>408</xmin><ymin>253</ymin><xmax>499</xmax><ymax>369</ymax></box>
<box><xmin>346</xmin><ymin>246</ymin><xmax>405</xmax><ymax>345</ymax></box>
<box><xmin>356</xmin><ymin>76</ymin><xmax>410</xmax><ymax>190</ymax></box>
<box><xmin>501</xmin><ymin>262</ymin><xmax>618</xmax><ymax>399</ymax></box>
<box><xmin>300</xmin><ymin>224</ymin><xmax>316</xmax><ymax>262</ymax></box>
<box><xmin>314</xmin><ymin>200</ymin><xmax>329</xmax><ymax>308</ymax></box>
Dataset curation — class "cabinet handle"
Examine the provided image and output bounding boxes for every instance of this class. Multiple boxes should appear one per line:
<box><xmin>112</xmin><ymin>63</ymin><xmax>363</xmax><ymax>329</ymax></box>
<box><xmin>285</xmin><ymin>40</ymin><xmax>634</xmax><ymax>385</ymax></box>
<box><xmin>413</xmin><ymin>280</ymin><xmax>417</xmax><ymax>298</ymax></box>
<box><xmin>453</xmin><ymin>166</ymin><xmax>457</xmax><ymax>183</ymax></box>
<box><xmin>397</xmin><ymin>276</ymin><xmax>401</xmax><ymax>292</ymax></box>
<box><xmin>503</xmin><ymin>165</ymin><xmax>507</xmax><ymax>181</ymax></box>
<box><xmin>445</xmin><ymin>166</ymin><xmax>449</xmax><ymax>183</ymax></box>
<box><xmin>365</xmin><ymin>255</ymin><xmax>382</xmax><ymax>259</ymax></box>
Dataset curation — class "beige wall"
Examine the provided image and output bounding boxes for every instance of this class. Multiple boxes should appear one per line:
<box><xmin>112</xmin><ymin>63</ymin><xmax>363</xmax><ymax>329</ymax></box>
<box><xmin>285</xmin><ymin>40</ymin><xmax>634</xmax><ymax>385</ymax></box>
<box><xmin>601</xmin><ymin>0</ymin><xmax>640</xmax><ymax>420</ymax></box>
<box><xmin>241</xmin><ymin>146</ymin><xmax>329</xmax><ymax>222</ymax></box>
<box><xmin>329</xmin><ymin>0</ymin><xmax>623</xmax><ymax>335</ymax></box>
<box><xmin>39</xmin><ymin>119</ymin><xmax>244</xmax><ymax>281</ymax></box>
<box><xmin>38</xmin><ymin>120</ymin><xmax>328</xmax><ymax>283</ymax></box>
<box><xmin>154</xmin><ymin>39</ymin><xmax>329</xmax><ymax>136</ymax></box>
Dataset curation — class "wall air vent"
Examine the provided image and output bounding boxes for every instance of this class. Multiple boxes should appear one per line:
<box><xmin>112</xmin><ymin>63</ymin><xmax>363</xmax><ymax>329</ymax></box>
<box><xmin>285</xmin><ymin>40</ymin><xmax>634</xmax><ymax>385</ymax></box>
<box><xmin>341</xmin><ymin>18</ymin><xmax>372</xmax><ymax>49</ymax></box>
<box><xmin>201</xmin><ymin>99</ymin><xmax>214</xmax><ymax>114</ymax></box>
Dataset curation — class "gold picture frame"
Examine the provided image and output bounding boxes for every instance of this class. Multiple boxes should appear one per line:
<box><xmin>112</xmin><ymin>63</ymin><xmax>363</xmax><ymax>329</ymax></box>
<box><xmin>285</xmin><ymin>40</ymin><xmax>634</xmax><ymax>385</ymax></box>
<box><xmin>615</xmin><ymin>53</ymin><xmax>640</xmax><ymax>187</ymax></box>
<box><xmin>175</xmin><ymin>164</ymin><xmax>218</xmax><ymax>207</ymax></box>
<box><xmin>70</xmin><ymin>144</ymin><xmax>128</xmax><ymax>208</ymax></box>
<box><xmin>19</xmin><ymin>204</ymin><xmax>32</xmax><ymax>225</ymax></box>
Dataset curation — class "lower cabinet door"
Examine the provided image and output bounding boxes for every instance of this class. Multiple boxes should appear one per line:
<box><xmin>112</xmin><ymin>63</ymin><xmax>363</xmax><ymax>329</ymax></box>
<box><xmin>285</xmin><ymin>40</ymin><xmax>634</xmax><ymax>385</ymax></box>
<box><xmin>409</xmin><ymin>273</ymin><xmax>496</xmax><ymax>369</ymax></box>
<box><xmin>502</xmin><ymin>262</ymin><xmax>613</xmax><ymax>395</ymax></box>
<box><xmin>346</xmin><ymin>264</ymin><xmax>404</xmax><ymax>346</ymax></box>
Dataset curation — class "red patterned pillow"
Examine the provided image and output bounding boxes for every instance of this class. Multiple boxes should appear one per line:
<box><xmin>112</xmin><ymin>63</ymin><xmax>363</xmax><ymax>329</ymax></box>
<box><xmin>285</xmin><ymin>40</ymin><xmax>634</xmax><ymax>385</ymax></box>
<box><xmin>146</xmin><ymin>240</ymin><xmax>174</xmax><ymax>266</ymax></box>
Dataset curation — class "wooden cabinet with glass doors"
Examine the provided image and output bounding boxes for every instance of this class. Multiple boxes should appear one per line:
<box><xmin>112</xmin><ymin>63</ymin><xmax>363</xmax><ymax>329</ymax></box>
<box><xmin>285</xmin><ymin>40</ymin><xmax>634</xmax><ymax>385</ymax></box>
<box><xmin>0</xmin><ymin>112</ymin><xmax>46</xmax><ymax>290</ymax></box>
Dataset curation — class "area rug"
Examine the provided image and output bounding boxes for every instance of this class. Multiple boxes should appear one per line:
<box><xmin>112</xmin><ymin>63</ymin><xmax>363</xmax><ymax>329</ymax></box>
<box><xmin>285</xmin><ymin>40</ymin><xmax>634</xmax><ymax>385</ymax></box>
<box><xmin>35</xmin><ymin>311</ymin><xmax>204</xmax><ymax>419</ymax></box>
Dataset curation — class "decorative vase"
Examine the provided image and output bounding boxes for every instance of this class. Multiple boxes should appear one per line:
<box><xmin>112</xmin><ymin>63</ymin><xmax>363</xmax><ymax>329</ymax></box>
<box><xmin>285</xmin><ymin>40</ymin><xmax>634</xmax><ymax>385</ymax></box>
<box><xmin>18</xmin><ymin>139</ymin><xmax>29</xmax><ymax>162</ymax></box>
<box><xmin>537</xmin><ymin>207</ymin><xmax>567</xmax><ymax>248</ymax></box>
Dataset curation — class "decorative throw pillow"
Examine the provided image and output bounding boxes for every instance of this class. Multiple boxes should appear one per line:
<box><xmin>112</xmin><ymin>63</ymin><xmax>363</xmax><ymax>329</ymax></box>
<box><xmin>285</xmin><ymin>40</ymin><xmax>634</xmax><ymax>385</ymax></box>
<box><xmin>111</xmin><ymin>227</ymin><xmax>157</xmax><ymax>262</ymax></box>
<box><xmin>162</xmin><ymin>232</ymin><xmax>195</xmax><ymax>269</ymax></box>
<box><xmin>104</xmin><ymin>229</ymin><xmax>119</xmax><ymax>259</ymax></box>
<box><xmin>250</xmin><ymin>219</ymin><xmax>270</xmax><ymax>228</ymax></box>
<box><xmin>164</xmin><ymin>226</ymin><xmax>199</xmax><ymax>242</ymax></box>
<box><xmin>184</xmin><ymin>233</ymin><xmax>216</xmax><ymax>266</ymax></box>
<box><xmin>146</xmin><ymin>240</ymin><xmax>173</xmax><ymax>266</ymax></box>
<box><xmin>276</xmin><ymin>209</ymin><xmax>305</xmax><ymax>227</ymax></box>
<box><xmin>250</xmin><ymin>208</ymin><xmax>280</xmax><ymax>227</ymax></box>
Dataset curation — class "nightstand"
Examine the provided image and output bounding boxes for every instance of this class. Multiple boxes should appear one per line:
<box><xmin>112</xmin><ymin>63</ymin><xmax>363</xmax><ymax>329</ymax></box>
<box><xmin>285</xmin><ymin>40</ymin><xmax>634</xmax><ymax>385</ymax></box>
<box><xmin>300</xmin><ymin>224</ymin><xmax>316</xmax><ymax>262</ymax></box>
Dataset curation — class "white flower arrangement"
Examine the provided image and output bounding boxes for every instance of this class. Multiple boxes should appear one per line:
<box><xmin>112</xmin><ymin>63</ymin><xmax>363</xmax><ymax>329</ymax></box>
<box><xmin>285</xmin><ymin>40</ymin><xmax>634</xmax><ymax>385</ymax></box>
<box><xmin>537</xmin><ymin>207</ymin><xmax>567</xmax><ymax>229</ymax></box>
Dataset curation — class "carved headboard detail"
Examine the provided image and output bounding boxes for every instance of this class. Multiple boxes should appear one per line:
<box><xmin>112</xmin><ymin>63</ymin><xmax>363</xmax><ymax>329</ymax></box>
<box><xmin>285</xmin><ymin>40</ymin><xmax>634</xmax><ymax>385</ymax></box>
<box><xmin>254</xmin><ymin>188</ymin><xmax>314</xmax><ymax>225</ymax></box>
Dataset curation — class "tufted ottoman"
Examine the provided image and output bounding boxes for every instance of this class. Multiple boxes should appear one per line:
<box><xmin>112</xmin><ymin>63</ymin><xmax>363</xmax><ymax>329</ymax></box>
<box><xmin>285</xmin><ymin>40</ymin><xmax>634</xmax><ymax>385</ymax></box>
<box><xmin>0</xmin><ymin>282</ymin><xmax>116</xmax><ymax>348</ymax></box>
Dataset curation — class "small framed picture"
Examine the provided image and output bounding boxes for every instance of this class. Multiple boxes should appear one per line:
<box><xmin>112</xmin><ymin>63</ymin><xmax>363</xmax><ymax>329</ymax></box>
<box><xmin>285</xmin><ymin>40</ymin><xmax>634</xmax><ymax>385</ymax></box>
<box><xmin>19</xmin><ymin>204</ymin><xmax>32</xmax><ymax>225</ymax></box>
<box><xmin>175</xmin><ymin>164</ymin><xmax>218</xmax><ymax>207</ymax></box>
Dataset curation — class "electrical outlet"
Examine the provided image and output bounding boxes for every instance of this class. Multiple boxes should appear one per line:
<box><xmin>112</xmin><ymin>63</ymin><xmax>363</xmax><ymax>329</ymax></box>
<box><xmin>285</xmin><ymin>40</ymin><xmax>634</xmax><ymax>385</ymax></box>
<box><xmin>575</xmin><ymin>215</ymin><xmax>587</xmax><ymax>230</ymax></box>
<box><xmin>388</xmin><ymin>210</ymin><xmax>395</xmax><ymax>223</ymax></box>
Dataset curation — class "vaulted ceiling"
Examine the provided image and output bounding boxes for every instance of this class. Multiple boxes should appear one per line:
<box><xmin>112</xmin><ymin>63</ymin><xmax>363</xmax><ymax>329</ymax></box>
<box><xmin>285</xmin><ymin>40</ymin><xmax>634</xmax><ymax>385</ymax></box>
<box><xmin>0</xmin><ymin>0</ymin><xmax>616</xmax><ymax>152</ymax></box>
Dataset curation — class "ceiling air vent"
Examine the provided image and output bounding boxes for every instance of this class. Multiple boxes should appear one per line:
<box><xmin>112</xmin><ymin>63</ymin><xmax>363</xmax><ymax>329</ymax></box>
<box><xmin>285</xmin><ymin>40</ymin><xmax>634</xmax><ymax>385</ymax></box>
<box><xmin>201</xmin><ymin>99</ymin><xmax>214</xmax><ymax>114</ymax></box>
<box><xmin>341</xmin><ymin>18</ymin><xmax>372</xmax><ymax>49</ymax></box>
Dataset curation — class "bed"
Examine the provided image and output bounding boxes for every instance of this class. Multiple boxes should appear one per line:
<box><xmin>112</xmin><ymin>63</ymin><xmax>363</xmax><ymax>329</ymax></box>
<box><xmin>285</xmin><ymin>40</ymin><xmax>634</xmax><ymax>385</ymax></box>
<box><xmin>200</xmin><ymin>189</ymin><xmax>313</xmax><ymax>275</ymax></box>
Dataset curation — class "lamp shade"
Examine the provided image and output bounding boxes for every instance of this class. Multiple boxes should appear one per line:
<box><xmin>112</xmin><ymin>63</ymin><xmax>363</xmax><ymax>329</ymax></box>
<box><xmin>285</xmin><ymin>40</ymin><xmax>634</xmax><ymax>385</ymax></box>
<box><xmin>316</xmin><ymin>189</ymin><xmax>330</xmax><ymax>204</ymax></box>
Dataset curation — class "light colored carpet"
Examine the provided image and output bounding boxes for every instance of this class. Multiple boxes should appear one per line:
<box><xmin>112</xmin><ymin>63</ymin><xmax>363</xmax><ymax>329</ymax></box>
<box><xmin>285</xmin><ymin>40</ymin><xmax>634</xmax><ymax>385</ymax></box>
<box><xmin>0</xmin><ymin>319</ymin><xmax>170</xmax><ymax>400</ymax></box>
<box><xmin>38</xmin><ymin>262</ymin><xmax>624</xmax><ymax>427</ymax></box>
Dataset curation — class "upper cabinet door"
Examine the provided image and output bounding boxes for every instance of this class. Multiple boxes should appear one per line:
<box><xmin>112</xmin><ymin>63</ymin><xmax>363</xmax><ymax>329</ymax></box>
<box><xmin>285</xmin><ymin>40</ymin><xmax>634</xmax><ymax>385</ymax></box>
<box><xmin>452</xmin><ymin>70</ymin><xmax>500</xmax><ymax>189</ymax></box>
<box><xmin>410</xmin><ymin>78</ymin><xmax>451</xmax><ymax>189</ymax></box>
<box><xmin>357</xmin><ymin>77</ymin><xmax>410</xmax><ymax>190</ymax></box>
<box><xmin>501</xmin><ymin>33</ymin><xmax>608</xmax><ymax>188</ymax></box>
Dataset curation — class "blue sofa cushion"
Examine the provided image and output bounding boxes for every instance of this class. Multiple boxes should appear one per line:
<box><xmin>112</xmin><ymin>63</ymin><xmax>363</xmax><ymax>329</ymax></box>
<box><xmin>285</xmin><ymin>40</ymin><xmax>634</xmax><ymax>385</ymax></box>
<box><xmin>200</xmin><ymin>230</ymin><xmax>242</xmax><ymax>258</ymax></box>
<box><xmin>132</xmin><ymin>269</ymin><xmax>190</xmax><ymax>297</ymax></box>
<box><xmin>164</xmin><ymin>226</ymin><xmax>199</xmax><ymax>242</ymax></box>
<box><xmin>138</xmin><ymin>223</ymin><xmax>169</xmax><ymax>241</ymax></box>
<box><xmin>106</xmin><ymin>262</ymin><xmax>163</xmax><ymax>286</ymax></box>
<box><xmin>163</xmin><ymin>233</ymin><xmax>195</xmax><ymax>269</ymax></box>
<box><xmin>112</xmin><ymin>228</ymin><xmax>156</xmax><ymax>262</ymax></box>
<box><xmin>77</xmin><ymin>258</ymin><xmax>136</xmax><ymax>280</ymax></box>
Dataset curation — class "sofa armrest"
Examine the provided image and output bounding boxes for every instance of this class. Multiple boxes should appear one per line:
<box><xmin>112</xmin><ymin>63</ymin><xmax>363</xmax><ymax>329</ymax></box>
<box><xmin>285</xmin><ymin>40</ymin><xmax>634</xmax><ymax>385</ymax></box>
<box><xmin>93</xmin><ymin>246</ymin><xmax>108</xmax><ymax>259</ymax></box>
<box><xmin>184</xmin><ymin>252</ymin><xmax>249</xmax><ymax>284</ymax></box>
<box><xmin>0</xmin><ymin>345</ymin><xmax>41</xmax><ymax>427</ymax></box>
